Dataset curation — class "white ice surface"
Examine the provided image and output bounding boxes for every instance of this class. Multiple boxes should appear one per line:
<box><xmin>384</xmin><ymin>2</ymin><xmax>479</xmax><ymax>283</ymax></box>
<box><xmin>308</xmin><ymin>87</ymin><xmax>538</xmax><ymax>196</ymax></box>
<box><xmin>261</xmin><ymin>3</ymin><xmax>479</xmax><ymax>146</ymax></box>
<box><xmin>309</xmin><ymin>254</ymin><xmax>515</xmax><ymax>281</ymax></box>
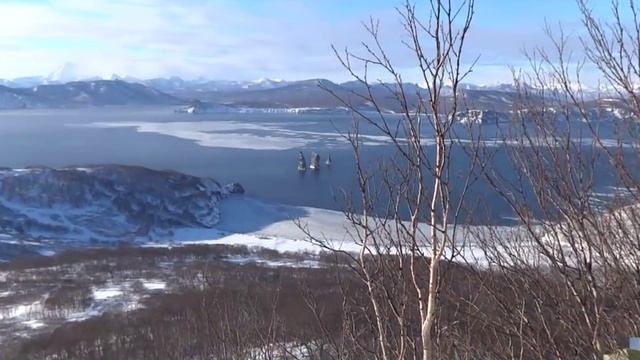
<box><xmin>72</xmin><ymin>121</ymin><xmax>393</xmax><ymax>150</ymax></box>
<box><xmin>71</xmin><ymin>120</ymin><xmax>634</xmax><ymax>151</ymax></box>
<box><xmin>142</xmin><ymin>196</ymin><xmax>362</xmax><ymax>253</ymax></box>
<box><xmin>143</xmin><ymin>196</ymin><xmax>501</xmax><ymax>266</ymax></box>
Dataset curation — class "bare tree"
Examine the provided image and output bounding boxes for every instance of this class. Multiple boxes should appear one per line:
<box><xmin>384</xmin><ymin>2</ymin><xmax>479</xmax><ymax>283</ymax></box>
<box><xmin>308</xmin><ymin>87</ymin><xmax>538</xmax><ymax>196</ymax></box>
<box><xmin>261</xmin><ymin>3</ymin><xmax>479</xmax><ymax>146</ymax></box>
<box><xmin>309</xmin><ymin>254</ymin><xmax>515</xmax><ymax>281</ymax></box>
<box><xmin>469</xmin><ymin>1</ymin><xmax>640</xmax><ymax>358</ymax></box>
<box><xmin>300</xmin><ymin>1</ymin><xmax>480</xmax><ymax>358</ymax></box>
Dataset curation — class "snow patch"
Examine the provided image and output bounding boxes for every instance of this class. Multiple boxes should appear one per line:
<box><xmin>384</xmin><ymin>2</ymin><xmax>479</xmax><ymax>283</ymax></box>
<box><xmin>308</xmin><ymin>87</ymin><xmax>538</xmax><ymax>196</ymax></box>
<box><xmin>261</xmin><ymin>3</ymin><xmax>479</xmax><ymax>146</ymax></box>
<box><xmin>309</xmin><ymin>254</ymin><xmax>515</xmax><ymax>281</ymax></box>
<box><xmin>92</xmin><ymin>286</ymin><xmax>123</xmax><ymax>301</ymax></box>
<box><xmin>22</xmin><ymin>319</ymin><xmax>45</xmax><ymax>329</ymax></box>
<box><xmin>141</xmin><ymin>280</ymin><xmax>166</xmax><ymax>291</ymax></box>
<box><xmin>0</xmin><ymin>299</ymin><xmax>43</xmax><ymax>321</ymax></box>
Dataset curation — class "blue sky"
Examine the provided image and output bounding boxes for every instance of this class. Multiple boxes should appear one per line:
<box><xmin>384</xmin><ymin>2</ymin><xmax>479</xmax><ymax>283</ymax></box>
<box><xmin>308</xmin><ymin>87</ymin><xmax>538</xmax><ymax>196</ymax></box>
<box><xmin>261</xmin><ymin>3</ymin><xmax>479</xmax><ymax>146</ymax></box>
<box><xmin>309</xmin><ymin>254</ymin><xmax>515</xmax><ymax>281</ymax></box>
<box><xmin>0</xmin><ymin>0</ymin><xmax>617</xmax><ymax>83</ymax></box>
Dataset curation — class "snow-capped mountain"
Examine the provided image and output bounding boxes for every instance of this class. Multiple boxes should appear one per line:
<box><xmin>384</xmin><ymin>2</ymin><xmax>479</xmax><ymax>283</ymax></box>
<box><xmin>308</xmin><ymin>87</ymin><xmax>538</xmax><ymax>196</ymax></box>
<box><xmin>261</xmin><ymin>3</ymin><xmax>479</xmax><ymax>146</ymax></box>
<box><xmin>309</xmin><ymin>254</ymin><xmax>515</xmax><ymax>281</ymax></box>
<box><xmin>0</xmin><ymin>63</ymin><xmax>111</xmax><ymax>89</ymax></box>
<box><xmin>0</xmin><ymin>72</ymin><xmax>289</xmax><ymax>94</ymax></box>
<box><xmin>244</xmin><ymin>78</ymin><xmax>289</xmax><ymax>90</ymax></box>
<box><xmin>0</xmin><ymin>80</ymin><xmax>183</xmax><ymax>109</ymax></box>
<box><xmin>142</xmin><ymin>77</ymin><xmax>290</xmax><ymax>94</ymax></box>
<box><xmin>110</xmin><ymin>73</ymin><xmax>142</xmax><ymax>83</ymax></box>
<box><xmin>0</xmin><ymin>165</ymin><xmax>243</xmax><ymax>258</ymax></box>
<box><xmin>44</xmin><ymin>62</ymin><xmax>85</xmax><ymax>84</ymax></box>
<box><xmin>456</xmin><ymin>83</ymin><xmax>520</xmax><ymax>92</ymax></box>
<box><xmin>0</xmin><ymin>66</ymin><xmax>634</xmax><ymax>118</ymax></box>
<box><xmin>0</xmin><ymin>77</ymin><xmax>45</xmax><ymax>89</ymax></box>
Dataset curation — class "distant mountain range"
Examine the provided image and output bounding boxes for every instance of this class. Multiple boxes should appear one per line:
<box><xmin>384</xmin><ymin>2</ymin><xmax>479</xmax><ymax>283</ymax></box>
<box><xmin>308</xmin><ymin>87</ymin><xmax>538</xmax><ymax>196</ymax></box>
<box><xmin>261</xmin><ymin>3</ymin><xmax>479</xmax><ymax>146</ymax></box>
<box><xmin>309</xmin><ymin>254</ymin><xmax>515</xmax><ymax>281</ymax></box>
<box><xmin>0</xmin><ymin>63</ymin><xmax>99</xmax><ymax>88</ymax></box>
<box><xmin>0</xmin><ymin>66</ymin><xmax>630</xmax><ymax>119</ymax></box>
<box><xmin>0</xmin><ymin>75</ymin><xmax>522</xmax><ymax>111</ymax></box>
<box><xmin>0</xmin><ymin>63</ymin><xmax>293</xmax><ymax>93</ymax></box>
<box><xmin>0</xmin><ymin>80</ymin><xmax>182</xmax><ymax>109</ymax></box>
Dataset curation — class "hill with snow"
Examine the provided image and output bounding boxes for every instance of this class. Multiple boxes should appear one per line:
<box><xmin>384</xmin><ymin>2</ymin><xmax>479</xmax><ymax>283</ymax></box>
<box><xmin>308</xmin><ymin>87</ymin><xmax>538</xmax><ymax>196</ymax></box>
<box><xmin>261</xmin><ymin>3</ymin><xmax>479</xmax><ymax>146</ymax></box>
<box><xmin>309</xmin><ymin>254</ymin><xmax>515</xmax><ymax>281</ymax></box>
<box><xmin>0</xmin><ymin>165</ymin><xmax>245</xmax><ymax>259</ymax></box>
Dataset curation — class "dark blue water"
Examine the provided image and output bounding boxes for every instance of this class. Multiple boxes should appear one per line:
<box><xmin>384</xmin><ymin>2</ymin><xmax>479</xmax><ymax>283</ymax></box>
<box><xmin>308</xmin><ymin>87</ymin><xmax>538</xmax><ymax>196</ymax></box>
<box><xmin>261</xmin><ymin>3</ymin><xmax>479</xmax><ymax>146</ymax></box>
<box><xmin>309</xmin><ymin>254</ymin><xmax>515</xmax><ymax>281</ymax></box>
<box><xmin>0</xmin><ymin>107</ymin><xmax>634</xmax><ymax>225</ymax></box>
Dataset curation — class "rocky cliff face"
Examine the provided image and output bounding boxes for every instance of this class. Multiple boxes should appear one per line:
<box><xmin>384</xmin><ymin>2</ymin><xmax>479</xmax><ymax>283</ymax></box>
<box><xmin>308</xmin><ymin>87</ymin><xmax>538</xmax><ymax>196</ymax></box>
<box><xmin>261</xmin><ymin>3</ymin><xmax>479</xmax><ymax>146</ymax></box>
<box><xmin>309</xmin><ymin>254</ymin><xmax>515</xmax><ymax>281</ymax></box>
<box><xmin>0</xmin><ymin>165</ymin><xmax>234</xmax><ymax>257</ymax></box>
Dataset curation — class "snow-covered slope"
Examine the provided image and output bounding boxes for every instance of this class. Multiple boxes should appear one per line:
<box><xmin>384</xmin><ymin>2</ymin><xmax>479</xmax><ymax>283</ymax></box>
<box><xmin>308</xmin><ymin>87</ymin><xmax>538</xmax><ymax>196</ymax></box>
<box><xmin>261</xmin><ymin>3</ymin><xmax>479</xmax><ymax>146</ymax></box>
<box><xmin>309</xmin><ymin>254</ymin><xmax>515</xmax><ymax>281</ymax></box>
<box><xmin>44</xmin><ymin>63</ymin><xmax>84</xmax><ymax>84</ymax></box>
<box><xmin>0</xmin><ymin>165</ymin><xmax>242</xmax><ymax>259</ymax></box>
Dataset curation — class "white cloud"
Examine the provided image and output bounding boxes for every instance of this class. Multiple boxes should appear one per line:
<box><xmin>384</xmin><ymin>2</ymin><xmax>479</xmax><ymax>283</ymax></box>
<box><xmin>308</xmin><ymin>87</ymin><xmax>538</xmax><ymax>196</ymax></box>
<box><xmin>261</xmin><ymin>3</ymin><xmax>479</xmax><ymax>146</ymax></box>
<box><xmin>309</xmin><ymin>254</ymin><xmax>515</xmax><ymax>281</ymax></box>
<box><xmin>0</xmin><ymin>0</ymin><xmax>574</xmax><ymax>84</ymax></box>
<box><xmin>0</xmin><ymin>0</ymin><xmax>368</xmax><ymax>80</ymax></box>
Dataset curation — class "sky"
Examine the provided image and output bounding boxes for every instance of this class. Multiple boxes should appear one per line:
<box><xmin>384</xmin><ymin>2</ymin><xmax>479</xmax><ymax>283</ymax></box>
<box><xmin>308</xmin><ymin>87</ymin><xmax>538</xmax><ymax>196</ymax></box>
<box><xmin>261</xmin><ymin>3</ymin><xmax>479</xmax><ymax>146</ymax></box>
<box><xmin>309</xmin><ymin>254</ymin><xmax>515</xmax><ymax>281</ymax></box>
<box><xmin>0</xmin><ymin>0</ymin><xmax>620</xmax><ymax>84</ymax></box>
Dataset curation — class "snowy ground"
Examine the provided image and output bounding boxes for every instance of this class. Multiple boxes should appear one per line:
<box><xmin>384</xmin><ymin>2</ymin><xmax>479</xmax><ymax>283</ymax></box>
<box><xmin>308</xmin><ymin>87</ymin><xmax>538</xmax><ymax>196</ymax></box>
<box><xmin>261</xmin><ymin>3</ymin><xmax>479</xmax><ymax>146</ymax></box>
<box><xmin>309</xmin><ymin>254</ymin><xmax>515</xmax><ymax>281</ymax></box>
<box><xmin>132</xmin><ymin>196</ymin><xmax>514</xmax><ymax>269</ymax></box>
<box><xmin>145</xmin><ymin>196</ymin><xmax>362</xmax><ymax>253</ymax></box>
<box><xmin>0</xmin><ymin>243</ymin><xmax>328</xmax><ymax>348</ymax></box>
<box><xmin>0</xmin><ymin>195</ymin><xmax>519</xmax><ymax>349</ymax></box>
<box><xmin>0</xmin><ymin>194</ymin><xmax>351</xmax><ymax>329</ymax></box>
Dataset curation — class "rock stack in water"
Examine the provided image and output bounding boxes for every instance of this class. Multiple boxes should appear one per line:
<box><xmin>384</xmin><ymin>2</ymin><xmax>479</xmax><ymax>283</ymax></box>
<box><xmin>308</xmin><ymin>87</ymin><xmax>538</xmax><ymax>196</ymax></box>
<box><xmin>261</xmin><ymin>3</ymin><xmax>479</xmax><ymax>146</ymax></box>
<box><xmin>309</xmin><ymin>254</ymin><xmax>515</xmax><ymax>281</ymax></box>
<box><xmin>297</xmin><ymin>151</ymin><xmax>307</xmax><ymax>171</ymax></box>
<box><xmin>310</xmin><ymin>152</ymin><xmax>320</xmax><ymax>170</ymax></box>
